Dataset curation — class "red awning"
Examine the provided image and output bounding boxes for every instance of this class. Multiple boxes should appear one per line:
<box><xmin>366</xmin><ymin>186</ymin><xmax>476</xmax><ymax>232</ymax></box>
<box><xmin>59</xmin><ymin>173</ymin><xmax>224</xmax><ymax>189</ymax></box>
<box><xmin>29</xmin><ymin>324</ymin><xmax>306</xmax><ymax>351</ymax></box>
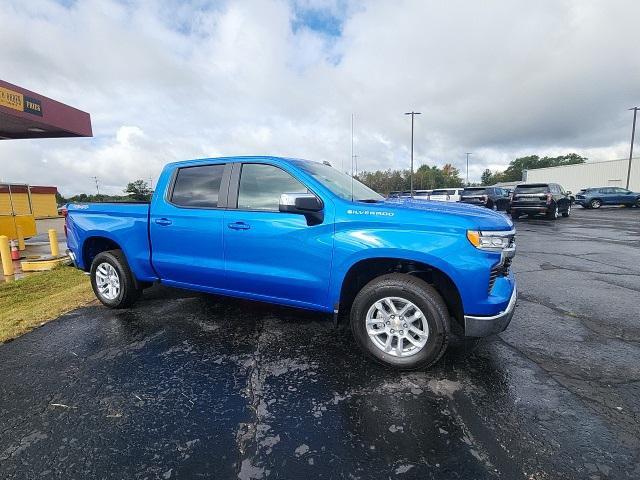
<box><xmin>0</xmin><ymin>79</ymin><xmax>92</xmax><ymax>140</ymax></box>
<box><xmin>0</xmin><ymin>184</ymin><xmax>58</xmax><ymax>194</ymax></box>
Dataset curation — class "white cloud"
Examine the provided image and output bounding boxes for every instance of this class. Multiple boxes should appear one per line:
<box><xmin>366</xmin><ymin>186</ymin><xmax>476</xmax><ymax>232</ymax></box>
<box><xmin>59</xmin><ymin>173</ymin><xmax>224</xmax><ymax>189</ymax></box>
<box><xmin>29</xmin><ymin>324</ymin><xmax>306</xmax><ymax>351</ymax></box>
<box><xmin>1</xmin><ymin>0</ymin><xmax>638</xmax><ymax>195</ymax></box>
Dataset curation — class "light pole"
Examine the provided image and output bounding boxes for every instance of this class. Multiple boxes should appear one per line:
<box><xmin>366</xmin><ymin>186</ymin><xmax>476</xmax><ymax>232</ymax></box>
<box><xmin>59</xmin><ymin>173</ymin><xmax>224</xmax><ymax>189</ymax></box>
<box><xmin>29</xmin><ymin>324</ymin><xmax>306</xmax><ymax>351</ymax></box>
<box><xmin>465</xmin><ymin>153</ymin><xmax>472</xmax><ymax>185</ymax></box>
<box><xmin>404</xmin><ymin>112</ymin><xmax>421</xmax><ymax>196</ymax></box>
<box><xmin>626</xmin><ymin>107</ymin><xmax>639</xmax><ymax>189</ymax></box>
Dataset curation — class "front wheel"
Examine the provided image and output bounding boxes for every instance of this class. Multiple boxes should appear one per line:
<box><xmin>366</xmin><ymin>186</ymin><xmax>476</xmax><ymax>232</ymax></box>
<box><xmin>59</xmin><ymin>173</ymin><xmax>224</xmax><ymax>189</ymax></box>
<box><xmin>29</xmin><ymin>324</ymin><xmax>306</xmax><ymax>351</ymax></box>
<box><xmin>90</xmin><ymin>249</ymin><xmax>142</xmax><ymax>308</ymax></box>
<box><xmin>590</xmin><ymin>199</ymin><xmax>602</xmax><ymax>209</ymax></box>
<box><xmin>350</xmin><ymin>274</ymin><xmax>449</xmax><ymax>370</ymax></box>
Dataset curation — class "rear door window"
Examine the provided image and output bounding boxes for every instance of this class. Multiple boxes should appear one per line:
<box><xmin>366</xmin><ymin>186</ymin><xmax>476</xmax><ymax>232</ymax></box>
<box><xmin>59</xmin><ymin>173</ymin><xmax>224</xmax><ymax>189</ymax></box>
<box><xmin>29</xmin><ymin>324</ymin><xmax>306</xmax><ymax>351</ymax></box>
<box><xmin>171</xmin><ymin>164</ymin><xmax>226</xmax><ymax>208</ymax></box>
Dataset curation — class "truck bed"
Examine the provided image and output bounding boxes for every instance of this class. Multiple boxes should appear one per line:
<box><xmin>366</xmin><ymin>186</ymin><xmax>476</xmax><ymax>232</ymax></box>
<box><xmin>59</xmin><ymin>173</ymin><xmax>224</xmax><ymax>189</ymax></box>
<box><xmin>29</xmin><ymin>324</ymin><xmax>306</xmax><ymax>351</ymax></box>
<box><xmin>66</xmin><ymin>202</ymin><xmax>156</xmax><ymax>281</ymax></box>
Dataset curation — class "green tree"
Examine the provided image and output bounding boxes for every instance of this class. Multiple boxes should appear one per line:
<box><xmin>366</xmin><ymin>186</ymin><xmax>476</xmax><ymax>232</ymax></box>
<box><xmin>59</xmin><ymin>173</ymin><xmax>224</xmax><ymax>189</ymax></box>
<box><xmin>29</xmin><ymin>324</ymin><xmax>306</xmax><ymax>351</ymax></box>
<box><xmin>55</xmin><ymin>191</ymin><xmax>67</xmax><ymax>205</ymax></box>
<box><xmin>481</xmin><ymin>169</ymin><xmax>493</xmax><ymax>185</ymax></box>
<box><xmin>500</xmin><ymin>153</ymin><xmax>586</xmax><ymax>182</ymax></box>
<box><xmin>124</xmin><ymin>180</ymin><xmax>153</xmax><ymax>201</ymax></box>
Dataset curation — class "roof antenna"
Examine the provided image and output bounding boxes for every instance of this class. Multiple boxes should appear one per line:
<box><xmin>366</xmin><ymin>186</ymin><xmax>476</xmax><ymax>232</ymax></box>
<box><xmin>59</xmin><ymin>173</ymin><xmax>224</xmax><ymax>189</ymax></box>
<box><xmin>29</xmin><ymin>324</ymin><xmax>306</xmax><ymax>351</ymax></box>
<box><xmin>351</xmin><ymin>113</ymin><xmax>354</xmax><ymax>202</ymax></box>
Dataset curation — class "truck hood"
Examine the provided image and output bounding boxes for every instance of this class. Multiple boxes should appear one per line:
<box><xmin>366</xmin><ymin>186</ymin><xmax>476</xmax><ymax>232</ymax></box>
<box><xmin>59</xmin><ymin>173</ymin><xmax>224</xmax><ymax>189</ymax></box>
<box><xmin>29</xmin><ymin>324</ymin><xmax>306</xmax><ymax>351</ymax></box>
<box><xmin>381</xmin><ymin>198</ymin><xmax>513</xmax><ymax>230</ymax></box>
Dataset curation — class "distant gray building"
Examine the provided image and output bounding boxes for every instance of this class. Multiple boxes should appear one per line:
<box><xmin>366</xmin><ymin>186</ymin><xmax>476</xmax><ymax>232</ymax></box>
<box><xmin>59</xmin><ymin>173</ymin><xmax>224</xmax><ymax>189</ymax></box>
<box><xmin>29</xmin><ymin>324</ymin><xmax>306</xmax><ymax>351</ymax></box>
<box><xmin>523</xmin><ymin>158</ymin><xmax>640</xmax><ymax>192</ymax></box>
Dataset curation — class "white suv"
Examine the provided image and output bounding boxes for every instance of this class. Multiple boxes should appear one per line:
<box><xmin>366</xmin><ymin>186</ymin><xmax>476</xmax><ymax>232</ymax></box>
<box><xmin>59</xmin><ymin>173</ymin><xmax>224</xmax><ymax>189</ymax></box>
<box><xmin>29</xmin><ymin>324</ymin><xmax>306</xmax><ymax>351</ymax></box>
<box><xmin>429</xmin><ymin>188</ymin><xmax>462</xmax><ymax>202</ymax></box>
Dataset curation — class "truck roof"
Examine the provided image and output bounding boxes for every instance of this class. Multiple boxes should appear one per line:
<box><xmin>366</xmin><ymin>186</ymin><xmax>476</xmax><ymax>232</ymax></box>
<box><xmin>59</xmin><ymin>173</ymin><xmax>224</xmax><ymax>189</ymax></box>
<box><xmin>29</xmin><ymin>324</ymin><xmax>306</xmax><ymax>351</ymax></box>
<box><xmin>165</xmin><ymin>155</ymin><xmax>314</xmax><ymax>169</ymax></box>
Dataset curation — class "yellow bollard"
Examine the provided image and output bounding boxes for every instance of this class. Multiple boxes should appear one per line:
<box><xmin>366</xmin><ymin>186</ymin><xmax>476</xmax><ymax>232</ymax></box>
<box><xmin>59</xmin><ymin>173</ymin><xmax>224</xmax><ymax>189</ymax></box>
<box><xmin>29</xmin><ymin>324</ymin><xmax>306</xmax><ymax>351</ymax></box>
<box><xmin>0</xmin><ymin>235</ymin><xmax>14</xmax><ymax>277</ymax></box>
<box><xmin>16</xmin><ymin>225</ymin><xmax>25</xmax><ymax>251</ymax></box>
<box><xmin>48</xmin><ymin>229</ymin><xmax>60</xmax><ymax>257</ymax></box>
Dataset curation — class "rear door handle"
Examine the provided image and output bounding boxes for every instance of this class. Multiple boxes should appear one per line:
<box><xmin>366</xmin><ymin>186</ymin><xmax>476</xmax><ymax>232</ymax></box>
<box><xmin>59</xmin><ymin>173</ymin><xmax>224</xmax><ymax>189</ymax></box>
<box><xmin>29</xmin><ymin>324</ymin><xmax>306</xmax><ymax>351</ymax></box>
<box><xmin>155</xmin><ymin>218</ymin><xmax>172</xmax><ymax>226</ymax></box>
<box><xmin>228</xmin><ymin>222</ymin><xmax>250</xmax><ymax>230</ymax></box>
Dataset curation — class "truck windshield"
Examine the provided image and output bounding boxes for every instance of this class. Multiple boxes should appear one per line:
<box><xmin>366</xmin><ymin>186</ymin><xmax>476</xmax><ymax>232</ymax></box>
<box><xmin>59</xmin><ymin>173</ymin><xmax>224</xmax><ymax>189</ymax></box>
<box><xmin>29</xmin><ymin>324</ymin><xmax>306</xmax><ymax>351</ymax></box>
<box><xmin>295</xmin><ymin>161</ymin><xmax>384</xmax><ymax>202</ymax></box>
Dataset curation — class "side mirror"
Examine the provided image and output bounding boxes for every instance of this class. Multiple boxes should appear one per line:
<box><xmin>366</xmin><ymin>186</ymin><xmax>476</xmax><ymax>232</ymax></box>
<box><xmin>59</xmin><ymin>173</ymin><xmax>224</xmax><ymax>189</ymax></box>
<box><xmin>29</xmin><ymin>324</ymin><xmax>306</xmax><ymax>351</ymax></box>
<box><xmin>566</xmin><ymin>190</ymin><xmax>572</xmax><ymax>195</ymax></box>
<box><xmin>279</xmin><ymin>193</ymin><xmax>324</xmax><ymax>225</ymax></box>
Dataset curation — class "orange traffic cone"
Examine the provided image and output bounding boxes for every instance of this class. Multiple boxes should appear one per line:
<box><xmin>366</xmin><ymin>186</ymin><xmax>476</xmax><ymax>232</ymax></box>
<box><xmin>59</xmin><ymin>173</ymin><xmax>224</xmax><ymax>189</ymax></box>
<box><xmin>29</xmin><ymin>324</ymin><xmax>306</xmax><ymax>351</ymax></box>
<box><xmin>10</xmin><ymin>240</ymin><xmax>20</xmax><ymax>260</ymax></box>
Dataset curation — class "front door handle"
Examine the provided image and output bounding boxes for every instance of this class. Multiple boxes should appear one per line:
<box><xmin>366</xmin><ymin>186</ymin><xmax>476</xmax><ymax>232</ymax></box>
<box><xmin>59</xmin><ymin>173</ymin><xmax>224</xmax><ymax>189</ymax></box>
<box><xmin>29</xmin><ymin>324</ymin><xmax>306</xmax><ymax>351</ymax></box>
<box><xmin>228</xmin><ymin>222</ymin><xmax>250</xmax><ymax>230</ymax></box>
<box><xmin>155</xmin><ymin>218</ymin><xmax>172</xmax><ymax>226</ymax></box>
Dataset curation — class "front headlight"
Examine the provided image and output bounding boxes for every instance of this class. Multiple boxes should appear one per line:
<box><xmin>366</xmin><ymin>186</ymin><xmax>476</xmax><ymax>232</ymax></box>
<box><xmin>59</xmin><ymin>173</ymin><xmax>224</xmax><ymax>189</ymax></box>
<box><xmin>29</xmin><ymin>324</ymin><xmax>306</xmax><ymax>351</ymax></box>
<box><xmin>467</xmin><ymin>230</ymin><xmax>514</xmax><ymax>251</ymax></box>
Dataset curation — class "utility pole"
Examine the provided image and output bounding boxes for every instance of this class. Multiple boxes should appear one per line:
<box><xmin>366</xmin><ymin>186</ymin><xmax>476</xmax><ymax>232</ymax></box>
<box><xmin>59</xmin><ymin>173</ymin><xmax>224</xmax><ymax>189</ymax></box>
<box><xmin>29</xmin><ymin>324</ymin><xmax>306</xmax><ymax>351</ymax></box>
<box><xmin>626</xmin><ymin>107</ymin><xmax>639</xmax><ymax>189</ymax></box>
<box><xmin>404</xmin><ymin>111</ymin><xmax>421</xmax><ymax>196</ymax></box>
<box><xmin>350</xmin><ymin>113</ymin><xmax>355</xmax><ymax>200</ymax></box>
<box><xmin>465</xmin><ymin>153</ymin><xmax>472</xmax><ymax>186</ymax></box>
<box><xmin>92</xmin><ymin>176</ymin><xmax>100</xmax><ymax>196</ymax></box>
<box><xmin>353</xmin><ymin>154</ymin><xmax>359</xmax><ymax>177</ymax></box>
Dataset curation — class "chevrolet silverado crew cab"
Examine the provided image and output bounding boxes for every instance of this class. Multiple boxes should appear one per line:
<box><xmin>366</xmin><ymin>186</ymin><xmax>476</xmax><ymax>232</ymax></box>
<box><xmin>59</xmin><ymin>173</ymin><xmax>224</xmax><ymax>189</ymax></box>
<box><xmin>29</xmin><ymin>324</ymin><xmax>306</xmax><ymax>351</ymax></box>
<box><xmin>66</xmin><ymin>156</ymin><xmax>517</xmax><ymax>370</ymax></box>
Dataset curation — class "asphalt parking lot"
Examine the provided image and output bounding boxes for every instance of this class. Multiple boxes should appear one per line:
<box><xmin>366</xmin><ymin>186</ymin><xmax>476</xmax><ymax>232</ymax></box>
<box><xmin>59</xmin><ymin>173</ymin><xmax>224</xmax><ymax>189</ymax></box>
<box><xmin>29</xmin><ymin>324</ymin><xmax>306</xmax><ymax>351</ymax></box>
<box><xmin>1</xmin><ymin>207</ymin><xmax>638</xmax><ymax>479</ymax></box>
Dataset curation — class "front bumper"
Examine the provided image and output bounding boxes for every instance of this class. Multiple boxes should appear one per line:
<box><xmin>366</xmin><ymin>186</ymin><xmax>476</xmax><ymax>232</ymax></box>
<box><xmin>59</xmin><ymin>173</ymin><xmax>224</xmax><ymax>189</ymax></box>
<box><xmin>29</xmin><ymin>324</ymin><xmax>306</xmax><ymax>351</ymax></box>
<box><xmin>66</xmin><ymin>248</ymin><xmax>79</xmax><ymax>268</ymax></box>
<box><xmin>464</xmin><ymin>285</ymin><xmax>517</xmax><ymax>337</ymax></box>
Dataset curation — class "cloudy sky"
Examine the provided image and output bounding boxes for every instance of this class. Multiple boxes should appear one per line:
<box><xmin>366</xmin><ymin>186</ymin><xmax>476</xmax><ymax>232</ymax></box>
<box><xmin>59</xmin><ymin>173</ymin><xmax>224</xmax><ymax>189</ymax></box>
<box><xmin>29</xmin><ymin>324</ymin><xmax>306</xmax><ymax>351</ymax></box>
<box><xmin>1</xmin><ymin>0</ymin><xmax>639</xmax><ymax>195</ymax></box>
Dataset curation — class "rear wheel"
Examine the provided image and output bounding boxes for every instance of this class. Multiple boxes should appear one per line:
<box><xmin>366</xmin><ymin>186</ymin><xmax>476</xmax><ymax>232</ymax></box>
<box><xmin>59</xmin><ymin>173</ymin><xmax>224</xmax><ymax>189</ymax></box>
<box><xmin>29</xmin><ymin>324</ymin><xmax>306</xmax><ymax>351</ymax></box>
<box><xmin>590</xmin><ymin>199</ymin><xmax>602</xmax><ymax>209</ymax></box>
<box><xmin>350</xmin><ymin>274</ymin><xmax>449</xmax><ymax>370</ymax></box>
<box><xmin>547</xmin><ymin>204</ymin><xmax>559</xmax><ymax>220</ymax></box>
<box><xmin>90</xmin><ymin>250</ymin><xmax>142</xmax><ymax>308</ymax></box>
<box><xmin>562</xmin><ymin>204</ymin><xmax>571</xmax><ymax>217</ymax></box>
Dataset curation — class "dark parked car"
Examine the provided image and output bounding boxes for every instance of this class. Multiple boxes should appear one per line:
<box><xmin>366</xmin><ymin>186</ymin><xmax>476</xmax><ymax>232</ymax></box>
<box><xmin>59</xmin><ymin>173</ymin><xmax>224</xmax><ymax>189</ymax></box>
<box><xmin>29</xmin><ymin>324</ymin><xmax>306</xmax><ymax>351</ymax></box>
<box><xmin>459</xmin><ymin>186</ymin><xmax>511</xmax><ymax>211</ymax></box>
<box><xmin>510</xmin><ymin>183</ymin><xmax>571</xmax><ymax>220</ymax></box>
<box><xmin>575</xmin><ymin>187</ymin><xmax>640</xmax><ymax>209</ymax></box>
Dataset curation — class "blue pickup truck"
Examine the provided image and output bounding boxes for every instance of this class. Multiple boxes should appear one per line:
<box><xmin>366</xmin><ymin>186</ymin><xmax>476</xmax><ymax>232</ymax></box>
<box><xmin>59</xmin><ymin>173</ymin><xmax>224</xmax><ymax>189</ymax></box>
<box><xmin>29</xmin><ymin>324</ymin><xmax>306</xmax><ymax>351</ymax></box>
<box><xmin>66</xmin><ymin>156</ymin><xmax>517</xmax><ymax>370</ymax></box>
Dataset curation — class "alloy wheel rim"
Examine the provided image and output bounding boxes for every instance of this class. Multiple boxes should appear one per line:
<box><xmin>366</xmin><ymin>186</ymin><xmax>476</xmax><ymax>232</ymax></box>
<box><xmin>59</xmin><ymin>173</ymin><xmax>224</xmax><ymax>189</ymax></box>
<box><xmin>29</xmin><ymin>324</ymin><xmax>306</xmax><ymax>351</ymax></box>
<box><xmin>95</xmin><ymin>262</ymin><xmax>121</xmax><ymax>300</ymax></box>
<box><xmin>365</xmin><ymin>297</ymin><xmax>429</xmax><ymax>357</ymax></box>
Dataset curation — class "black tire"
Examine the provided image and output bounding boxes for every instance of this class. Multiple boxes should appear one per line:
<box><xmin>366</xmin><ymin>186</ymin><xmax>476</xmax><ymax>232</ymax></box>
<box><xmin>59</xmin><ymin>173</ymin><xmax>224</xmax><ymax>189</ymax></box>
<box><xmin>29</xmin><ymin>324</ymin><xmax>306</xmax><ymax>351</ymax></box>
<box><xmin>546</xmin><ymin>204</ymin><xmax>559</xmax><ymax>220</ymax></box>
<box><xmin>90</xmin><ymin>249</ymin><xmax>141</xmax><ymax>308</ymax></box>
<box><xmin>350</xmin><ymin>273</ymin><xmax>449</xmax><ymax>370</ymax></box>
<box><xmin>511</xmin><ymin>210</ymin><xmax>520</xmax><ymax>220</ymax></box>
<box><xmin>590</xmin><ymin>199</ymin><xmax>602</xmax><ymax>209</ymax></box>
<box><xmin>562</xmin><ymin>204</ymin><xmax>571</xmax><ymax>217</ymax></box>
